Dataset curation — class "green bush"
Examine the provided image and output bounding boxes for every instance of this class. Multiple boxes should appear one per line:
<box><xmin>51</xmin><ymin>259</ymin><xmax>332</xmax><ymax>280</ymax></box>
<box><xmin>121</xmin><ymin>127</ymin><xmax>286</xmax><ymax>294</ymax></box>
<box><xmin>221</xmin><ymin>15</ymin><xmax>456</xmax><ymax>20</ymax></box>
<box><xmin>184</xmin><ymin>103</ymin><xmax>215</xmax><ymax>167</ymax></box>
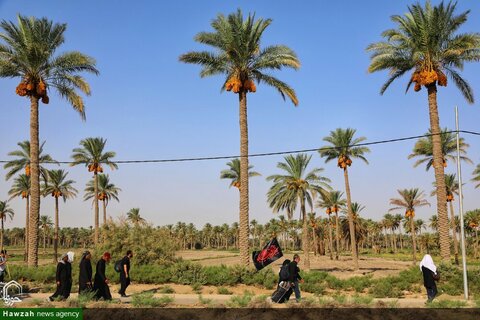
<box><xmin>203</xmin><ymin>265</ymin><xmax>239</xmax><ymax>286</ymax></box>
<box><xmin>170</xmin><ymin>260</ymin><xmax>206</xmax><ymax>285</ymax></box>
<box><xmin>131</xmin><ymin>265</ymin><xmax>172</xmax><ymax>283</ymax></box>
<box><xmin>226</xmin><ymin>291</ymin><xmax>254</xmax><ymax>307</ymax></box>
<box><xmin>97</xmin><ymin>220</ymin><xmax>178</xmax><ymax>265</ymax></box>
<box><xmin>158</xmin><ymin>285</ymin><xmax>175</xmax><ymax>294</ymax></box>
<box><xmin>131</xmin><ymin>292</ymin><xmax>173</xmax><ymax>307</ymax></box>
<box><xmin>344</xmin><ymin>276</ymin><xmax>372</xmax><ymax>293</ymax></box>
<box><xmin>369</xmin><ymin>278</ymin><xmax>402</xmax><ymax>298</ymax></box>
<box><xmin>217</xmin><ymin>287</ymin><xmax>233</xmax><ymax>295</ymax></box>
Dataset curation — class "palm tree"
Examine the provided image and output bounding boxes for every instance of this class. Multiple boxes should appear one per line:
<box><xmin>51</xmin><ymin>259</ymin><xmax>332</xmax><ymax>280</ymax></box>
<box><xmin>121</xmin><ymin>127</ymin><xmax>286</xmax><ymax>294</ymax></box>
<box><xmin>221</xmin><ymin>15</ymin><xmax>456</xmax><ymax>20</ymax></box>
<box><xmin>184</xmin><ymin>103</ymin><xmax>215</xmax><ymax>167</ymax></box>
<box><xmin>319</xmin><ymin>128</ymin><xmax>370</xmax><ymax>270</ymax></box>
<box><xmin>389</xmin><ymin>188</ymin><xmax>430</xmax><ymax>264</ymax></box>
<box><xmin>3</xmin><ymin>141</ymin><xmax>56</xmax><ymax>180</ymax></box>
<box><xmin>465</xmin><ymin>210</ymin><xmax>480</xmax><ymax>258</ymax></box>
<box><xmin>126</xmin><ymin>208</ymin><xmax>146</xmax><ymax>226</ymax></box>
<box><xmin>8</xmin><ymin>174</ymin><xmax>30</xmax><ymax>261</ymax></box>
<box><xmin>266</xmin><ymin>154</ymin><xmax>330</xmax><ymax>270</ymax></box>
<box><xmin>340</xmin><ymin>202</ymin><xmax>368</xmax><ymax>254</ymax></box>
<box><xmin>472</xmin><ymin>164</ymin><xmax>480</xmax><ymax>189</ymax></box>
<box><xmin>39</xmin><ymin>215</ymin><xmax>53</xmax><ymax>254</ymax></box>
<box><xmin>220</xmin><ymin>158</ymin><xmax>261</xmax><ymax>189</ymax></box>
<box><xmin>0</xmin><ymin>201</ymin><xmax>15</xmax><ymax>251</ymax></box>
<box><xmin>408</xmin><ymin>128</ymin><xmax>471</xmax><ymax>170</ymax></box>
<box><xmin>84</xmin><ymin>174</ymin><xmax>121</xmax><ymax>225</ymax></box>
<box><xmin>317</xmin><ymin>190</ymin><xmax>346</xmax><ymax>260</ymax></box>
<box><xmin>41</xmin><ymin>169</ymin><xmax>77</xmax><ymax>262</ymax></box>
<box><xmin>367</xmin><ymin>1</ymin><xmax>480</xmax><ymax>262</ymax></box>
<box><xmin>71</xmin><ymin>137</ymin><xmax>117</xmax><ymax>245</ymax></box>
<box><xmin>180</xmin><ymin>10</ymin><xmax>300</xmax><ymax>266</ymax></box>
<box><xmin>0</xmin><ymin>16</ymin><xmax>99</xmax><ymax>266</ymax></box>
<box><xmin>382</xmin><ymin>213</ymin><xmax>396</xmax><ymax>253</ymax></box>
<box><xmin>432</xmin><ymin>173</ymin><xmax>460</xmax><ymax>264</ymax></box>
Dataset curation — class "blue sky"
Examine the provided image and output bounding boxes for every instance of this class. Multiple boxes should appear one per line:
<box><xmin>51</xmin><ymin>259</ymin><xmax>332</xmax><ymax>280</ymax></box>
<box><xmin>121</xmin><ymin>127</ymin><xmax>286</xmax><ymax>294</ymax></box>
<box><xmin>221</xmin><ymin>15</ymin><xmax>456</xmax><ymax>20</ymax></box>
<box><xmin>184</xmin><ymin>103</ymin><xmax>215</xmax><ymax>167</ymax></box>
<box><xmin>1</xmin><ymin>0</ymin><xmax>479</xmax><ymax>229</ymax></box>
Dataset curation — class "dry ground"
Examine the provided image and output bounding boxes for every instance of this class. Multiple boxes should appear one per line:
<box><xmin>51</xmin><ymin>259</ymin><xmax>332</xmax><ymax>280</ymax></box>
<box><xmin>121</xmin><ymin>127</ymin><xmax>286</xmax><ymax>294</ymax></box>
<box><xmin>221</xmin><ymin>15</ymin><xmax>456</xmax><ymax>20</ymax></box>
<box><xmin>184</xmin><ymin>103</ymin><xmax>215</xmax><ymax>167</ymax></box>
<box><xmin>176</xmin><ymin>250</ymin><xmax>413</xmax><ymax>279</ymax></box>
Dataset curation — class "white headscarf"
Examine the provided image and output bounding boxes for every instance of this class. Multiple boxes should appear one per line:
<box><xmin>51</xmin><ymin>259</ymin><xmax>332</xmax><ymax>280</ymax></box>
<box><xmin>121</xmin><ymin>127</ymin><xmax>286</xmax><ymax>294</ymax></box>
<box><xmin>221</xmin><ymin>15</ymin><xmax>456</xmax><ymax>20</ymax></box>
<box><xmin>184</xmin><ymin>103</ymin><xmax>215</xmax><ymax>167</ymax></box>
<box><xmin>67</xmin><ymin>251</ymin><xmax>75</xmax><ymax>263</ymax></box>
<box><xmin>419</xmin><ymin>254</ymin><xmax>437</xmax><ymax>274</ymax></box>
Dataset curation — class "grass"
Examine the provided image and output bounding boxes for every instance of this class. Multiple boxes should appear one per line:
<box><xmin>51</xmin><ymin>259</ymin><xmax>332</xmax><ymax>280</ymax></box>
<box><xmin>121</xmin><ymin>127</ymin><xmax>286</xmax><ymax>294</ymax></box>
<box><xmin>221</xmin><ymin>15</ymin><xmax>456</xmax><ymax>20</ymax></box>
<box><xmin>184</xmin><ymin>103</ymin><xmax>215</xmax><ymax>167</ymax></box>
<box><xmin>217</xmin><ymin>287</ymin><xmax>233</xmax><ymax>295</ymax></box>
<box><xmin>157</xmin><ymin>285</ymin><xmax>175</xmax><ymax>294</ymax></box>
<box><xmin>131</xmin><ymin>292</ymin><xmax>174</xmax><ymax>307</ymax></box>
<box><xmin>248</xmin><ymin>294</ymin><xmax>271</xmax><ymax>308</ymax></box>
<box><xmin>426</xmin><ymin>299</ymin><xmax>468</xmax><ymax>308</ymax></box>
<box><xmin>191</xmin><ymin>282</ymin><xmax>203</xmax><ymax>294</ymax></box>
<box><xmin>226</xmin><ymin>291</ymin><xmax>254</xmax><ymax>307</ymax></box>
<box><xmin>197</xmin><ymin>294</ymin><xmax>213</xmax><ymax>306</ymax></box>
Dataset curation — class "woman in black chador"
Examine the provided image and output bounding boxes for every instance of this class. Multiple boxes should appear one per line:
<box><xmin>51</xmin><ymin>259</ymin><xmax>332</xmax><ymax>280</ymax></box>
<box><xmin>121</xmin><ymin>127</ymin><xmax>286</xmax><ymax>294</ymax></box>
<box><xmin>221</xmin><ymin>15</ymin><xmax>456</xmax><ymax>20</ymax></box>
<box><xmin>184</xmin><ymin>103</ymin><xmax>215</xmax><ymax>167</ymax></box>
<box><xmin>93</xmin><ymin>252</ymin><xmax>112</xmax><ymax>300</ymax></box>
<box><xmin>78</xmin><ymin>251</ymin><xmax>93</xmax><ymax>294</ymax></box>
<box><xmin>49</xmin><ymin>253</ymin><xmax>73</xmax><ymax>301</ymax></box>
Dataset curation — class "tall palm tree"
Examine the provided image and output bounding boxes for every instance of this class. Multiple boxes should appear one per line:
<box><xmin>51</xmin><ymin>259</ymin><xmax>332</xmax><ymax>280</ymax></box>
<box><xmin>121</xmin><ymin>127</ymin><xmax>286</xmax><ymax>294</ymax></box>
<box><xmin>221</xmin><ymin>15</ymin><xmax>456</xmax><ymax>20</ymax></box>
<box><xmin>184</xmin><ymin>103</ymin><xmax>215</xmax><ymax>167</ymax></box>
<box><xmin>408</xmin><ymin>128</ymin><xmax>471</xmax><ymax>170</ymax></box>
<box><xmin>389</xmin><ymin>188</ymin><xmax>430</xmax><ymax>264</ymax></box>
<box><xmin>382</xmin><ymin>213</ymin><xmax>397</xmax><ymax>253</ymax></box>
<box><xmin>220</xmin><ymin>158</ymin><xmax>261</xmax><ymax>189</ymax></box>
<box><xmin>3</xmin><ymin>141</ymin><xmax>56</xmax><ymax>180</ymax></box>
<box><xmin>431</xmin><ymin>173</ymin><xmax>460</xmax><ymax>264</ymax></box>
<box><xmin>126</xmin><ymin>208</ymin><xmax>146</xmax><ymax>226</ymax></box>
<box><xmin>39</xmin><ymin>215</ymin><xmax>53</xmax><ymax>254</ymax></box>
<box><xmin>0</xmin><ymin>201</ymin><xmax>15</xmax><ymax>251</ymax></box>
<box><xmin>472</xmin><ymin>164</ymin><xmax>480</xmax><ymax>189</ymax></box>
<box><xmin>84</xmin><ymin>174</ymin><xmax>121</xmax><ymax>225</ymax></box>
<box><xmin>0</xmin><ymin>16</ymin><xmax>99</xmax><ymax>266</ymax></box>
<box><xmin>8</xmin><ymin>174</ymin><xmax>30</xmax><ymax>261</ymax></box>
<box><xmin>266</xmin><ymin>153</ymin><xmax>330</xmax><ymax>270</ymax></box>
<box><xmin>42</xmin><ymin>169</ymin><xmax>77</xmax><ymax>262</ymax></box>
<box><xmin>180</xmin><ymin>10</ymin><xmax>300</xmax><ymax>266</ymax></box>
<box><xmin>319</xmin><ymin>128</ymin><xmax>370</xmax><ymax>270</ymax></box>
<box><xmin>367</xmin><ymin>1</ymin><xmax>480</xmax><ymax>262</ymax></box>
<box><xmin>465</xmin><ymin>210</ymin><xmax>480</xmax><ymax>258</ymax></box>
<box><xmin>317</xmin><ymin>190</ymin><xmax>346</xmax><ymax>260</ymax></box>
<box><xmin>71</xmin><ymin>137</ymin><xmax>117</xmax><ymax>245</ymax></box>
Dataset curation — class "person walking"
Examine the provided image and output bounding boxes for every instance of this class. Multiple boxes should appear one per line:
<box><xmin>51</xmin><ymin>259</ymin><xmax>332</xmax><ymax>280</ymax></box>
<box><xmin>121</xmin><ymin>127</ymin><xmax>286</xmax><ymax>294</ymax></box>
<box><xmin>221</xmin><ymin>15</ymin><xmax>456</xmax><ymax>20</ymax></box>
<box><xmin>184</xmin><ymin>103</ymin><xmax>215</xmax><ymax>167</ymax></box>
<box><xmin>93</xmin><ymin>252</ymin><xmax>112</xmax><ymax>300</ymax></box>
<box><xmin>78</xmin><ymin>251</ymin><xmax>93</xmax><ymax>294</ymax></box>
<box><xmin>420</xmin><ymin>254</ymin><xmax>439</xmax><ymax>303</ymax></box>
<box><xmin>0</xmin><ymin>250</ymin><xmax>7</xmax><ymax>282</ymax></box>
<box><xmin>118</xmin><ymin>250</ymin><xmax>133</xmax><ymax>297</ymax></box>
<box><xmin>49</xmin><ymin>253</ymin><xmax>73</xmax><ymax>301</ymax></box>
<box><xmin>288</xmin><ymin>254</ymin><xmax>303</xmax><ymax>302</ymax></box>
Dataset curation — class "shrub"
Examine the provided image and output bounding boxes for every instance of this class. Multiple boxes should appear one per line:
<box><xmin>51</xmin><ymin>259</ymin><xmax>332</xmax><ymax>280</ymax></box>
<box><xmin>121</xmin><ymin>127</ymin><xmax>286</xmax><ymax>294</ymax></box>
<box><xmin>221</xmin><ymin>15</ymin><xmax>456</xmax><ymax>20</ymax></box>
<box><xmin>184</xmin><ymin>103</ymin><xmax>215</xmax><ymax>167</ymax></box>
<box><xmin>203</xmin><ymin>265</ymin><xmax>238</xmax><ymax>286</ymax></box>
<box><xmin>345</xmin><ymin>276</ymin><xmax>372</xmax><ymax>293</ymax></box>
<box><xmin>248</xmin><ymin>295</ymin><xmax>271</xmax><ymax>308</ymax></box>
<box><xmin>350</xmin><ymin>294</ymin><xmax>374</xmax><ymax>306</ymax></box>
<box><xmin>131</xmin><ymin>292</ymin><xmax>173</xmax><ymax>307</ymax></box>
<box><xmin>158</xmin><ymin>285</ymin><xmax>175</xmax><ymax>294</ymax></box>
<box><xmin>191</xmin><ymin>282</ymin><xmax>203</xmax><ymax>293</ymax></box>
<box><xmin>131</xmin><ymin>265</ymin><xmax>172</xmax><ymax>283</ymax></box>
<box><xmin>97</xmin><ymin>220</ymin><xmax>178</xmax><ymax>265</ymax></box>
<box><xmin>426</xmin><ymin>299</ymin><xmax>467</xmax><ymax>308</ymax></box>
<box><xmin>226</xmin><ymin>291</ymin><xmax>254</xmax><ymax>307</ymax></box>
<box><xmin>169</xmin><ymin>260</ymin><xmax>206</xmax><ymax>285</ymax></box>
<box><xmin>369</xmin><ymin>278</ymin><xmax>402</xmax><ymax>298</ymax></box>
<box><xmin>217</xmin><ymin>287</ymin><xmax>233</xmax><ymax>295</ymax></box>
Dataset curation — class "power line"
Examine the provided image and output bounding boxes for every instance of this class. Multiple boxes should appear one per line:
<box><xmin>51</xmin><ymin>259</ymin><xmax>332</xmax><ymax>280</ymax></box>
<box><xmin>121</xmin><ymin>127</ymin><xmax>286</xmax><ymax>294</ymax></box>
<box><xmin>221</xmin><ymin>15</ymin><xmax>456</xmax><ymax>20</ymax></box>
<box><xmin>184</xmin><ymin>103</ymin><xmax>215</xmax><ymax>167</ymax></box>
<box><xmin>0</xmin><ymin>130</ymin><xmax>478</xmax><ymax>165</ymax></box>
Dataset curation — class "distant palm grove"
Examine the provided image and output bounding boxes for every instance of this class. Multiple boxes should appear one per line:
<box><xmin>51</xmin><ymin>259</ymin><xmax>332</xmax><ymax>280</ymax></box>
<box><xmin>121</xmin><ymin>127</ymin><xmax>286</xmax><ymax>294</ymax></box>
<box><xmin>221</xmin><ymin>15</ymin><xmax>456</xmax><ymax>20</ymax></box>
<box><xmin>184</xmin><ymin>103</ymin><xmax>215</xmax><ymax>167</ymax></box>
<box><xmin>1</xmin><ymin>1</ymin><xmax>480</xmax><ymax>270</ymax></box>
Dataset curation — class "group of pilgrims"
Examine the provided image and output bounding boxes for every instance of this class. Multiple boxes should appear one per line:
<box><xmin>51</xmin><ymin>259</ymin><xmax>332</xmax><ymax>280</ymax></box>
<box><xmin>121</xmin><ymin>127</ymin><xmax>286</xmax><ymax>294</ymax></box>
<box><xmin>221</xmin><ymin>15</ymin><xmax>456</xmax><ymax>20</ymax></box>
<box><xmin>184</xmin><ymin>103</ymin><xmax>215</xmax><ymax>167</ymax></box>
<box><xmin>46</xmin><ymin>249</ymin><xmax>439</xmax><ymax>304</ymax></box>
<box><xmin>49</xmin><ymin>251</ymin><xmax>131</xmax><ymax>301</ymax></box>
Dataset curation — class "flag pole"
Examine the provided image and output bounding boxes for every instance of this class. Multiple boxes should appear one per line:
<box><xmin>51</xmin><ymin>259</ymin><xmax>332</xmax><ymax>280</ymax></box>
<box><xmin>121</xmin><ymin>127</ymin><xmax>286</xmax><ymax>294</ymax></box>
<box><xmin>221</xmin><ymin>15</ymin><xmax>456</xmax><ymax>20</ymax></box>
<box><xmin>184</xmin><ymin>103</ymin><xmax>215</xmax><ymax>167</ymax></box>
<box><xmin>455</xmin><ymin>106</ymin><xmax>469</xmax><ymax>300</ymax></box>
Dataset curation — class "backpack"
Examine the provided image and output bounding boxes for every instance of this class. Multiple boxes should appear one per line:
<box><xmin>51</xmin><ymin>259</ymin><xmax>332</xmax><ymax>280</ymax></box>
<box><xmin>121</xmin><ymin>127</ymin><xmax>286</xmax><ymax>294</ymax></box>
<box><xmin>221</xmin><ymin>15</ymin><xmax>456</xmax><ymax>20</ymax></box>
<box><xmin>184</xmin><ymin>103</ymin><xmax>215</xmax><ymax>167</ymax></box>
<box><xmin>114</xmin><ymin>259</ymin><xmax>123</xmax><ymax>273</ymax></box>
<box><xmin>279</xmin><ymin>259</ymin><xmax>291</xmax><ymax>281</ymax></box>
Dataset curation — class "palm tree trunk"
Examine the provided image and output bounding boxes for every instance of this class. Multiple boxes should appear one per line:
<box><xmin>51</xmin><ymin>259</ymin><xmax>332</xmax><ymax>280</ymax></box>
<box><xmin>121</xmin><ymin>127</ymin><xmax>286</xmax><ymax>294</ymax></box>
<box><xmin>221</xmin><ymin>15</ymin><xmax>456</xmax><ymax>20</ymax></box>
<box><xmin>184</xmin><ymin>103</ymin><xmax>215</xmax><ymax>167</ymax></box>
<box><xmin>328</xmin><ymin>218</ymin><xmax>334</xmax><ymax>260</ymax></box>
<box><xmin>103</xmin><ymin>200</ymin><xmax>107</xmax><ymax>225</ymax></box>
<box><xmin>25</xmin><ymin>196</ymin><xmax>29</xmax><ymax>262</ymax></box>
<box><xmin>410</xmin><ymin>216</ymin><xmax>417</xmax><ymax>265</ymax></box>
<box><xmin>238</xmin><ymin>90</ymin><xmax>249</xmax><ymax>266</ymax></box>
<box><xmin>427</xmin><ymin>84</ymin><xmax>450</xmax><ymax>262</ymax></box>
<box><xmin>28</xmin><ymin>96</ymin><xmax>40</xmax><ymax>267</ymax></box>
<box><xmin>312</xmin><ymin>227</ymin><xmax>318</xmax><ymax>256</ymax></box>
<box><xmin>1</xmin><ymin>219</ymin><xmax>4</xmax><ymax>251</ymax></box>
<box><xmin>43</xmin><ymin>229</ymin><xmax>46</xmax><ymax>254</ymax></box>
<box><xmin>94</xmin><ymin>172</ymin><xmax>99</xmax><ymax>244</ymax></box>
<box><xmin>335</xmin><ymin>212</ymin><xmax>340</xmax><ymax>260</ymax></box>
<box><xmin>54</xmin><ymin>196</ymin><xmax>59</xmax><ymax>263</ymax></box>
<box><xmin>448</xmin><ymin>201</ymin><xmax>459</xmax><ymax>265</ymax></box>
<box><xmin>301</xmin><ymin>199</ymin><xmax>310</xmax><ymax>270</ymax></box>
<box><xmin>343</xmin><ymin>168</ymin><xmax>358</xmax><ymax>270</ymax></box>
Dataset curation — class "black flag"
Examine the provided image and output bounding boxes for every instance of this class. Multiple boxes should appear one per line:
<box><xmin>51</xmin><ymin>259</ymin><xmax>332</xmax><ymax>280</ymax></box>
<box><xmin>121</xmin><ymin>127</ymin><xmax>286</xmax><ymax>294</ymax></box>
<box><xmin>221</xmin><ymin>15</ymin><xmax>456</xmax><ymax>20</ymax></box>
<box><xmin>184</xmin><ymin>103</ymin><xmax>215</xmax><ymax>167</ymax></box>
<box><xmin>252</xmin><ymin>238</ymin><xmax>283</xmax><ymax>271</ymax></box>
